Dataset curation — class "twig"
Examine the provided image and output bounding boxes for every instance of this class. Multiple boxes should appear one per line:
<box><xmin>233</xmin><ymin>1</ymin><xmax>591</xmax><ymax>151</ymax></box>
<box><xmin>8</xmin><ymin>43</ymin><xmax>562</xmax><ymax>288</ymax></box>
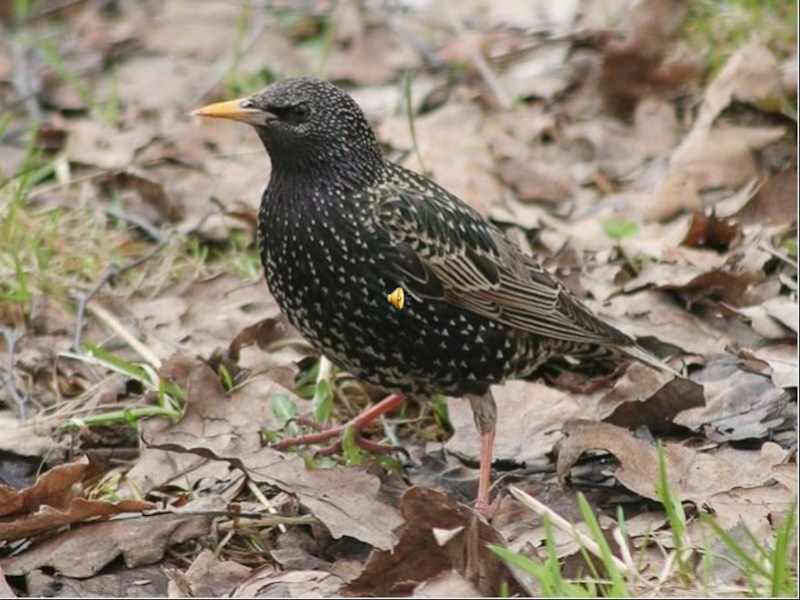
<box><xmin>446</xmin><ymin>9</ymin><xmax>513</xmax><ymax>109</ymax></box>
<box><xmin>759</xmin><ymin>240</ymin><xmax>798</xmax><ymax>270</ymax></box>
<box><xmin>71</xmin><ymin>241</ymin><xmax>166</xmax><ymax>352</ymax></box>
<box><xmin>102</xmin><ymin>204</ymin><xmax>167</xmax><ymax>244</ymax></box>
<box><xmin>87</xmin><ymin>302</ymin><xmax>161</xmax><ymax>369</ymax></box>
<box><xmin>508</xmin><ymin>485</ymin><xmax>636</xmax><ymax>577</ymax></box>
<box><xmin>1</xmin><ymin>327</ymin><xmax>28</xmax><ymax>420</ymax></box>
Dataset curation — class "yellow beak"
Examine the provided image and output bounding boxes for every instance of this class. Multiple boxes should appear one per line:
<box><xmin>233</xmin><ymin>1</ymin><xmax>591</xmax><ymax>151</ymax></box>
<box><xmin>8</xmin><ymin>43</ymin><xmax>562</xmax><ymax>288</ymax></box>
<box><xmin>191</xmin><ymin>98</ymin><xmax>273</xmax><ymax>126</ymax></box>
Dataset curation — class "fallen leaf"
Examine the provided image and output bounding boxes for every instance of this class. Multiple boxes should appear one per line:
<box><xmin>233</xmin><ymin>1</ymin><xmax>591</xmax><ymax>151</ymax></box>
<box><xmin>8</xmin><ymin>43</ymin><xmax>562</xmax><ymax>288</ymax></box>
<box><xmin>0</xmin><ymin>513</ymin><xmax>212</xmax><ymax>578</ymax></box>
<box><xmin>56</xmin><ymin>565</ymin><xmax>169</xmax><ymax>598</ymax></box>
<box><xmin>346</xmin><ymin>487</ymin><xmax>519</xmax><ymax>597</ymax></box>
<box><xmin>379</xmin><ymin>101</ymin><xmax>504</xmax><ymax>217</ymax></box>
<box><xmin>66</xmin><ymin>120</ymin><xmax>156</xmax><ymax>170</ymax></box>
<box><xmin>593</xmin><ymin>364</ymin><xmax>704</xmax><ymax>433</ymax></box>
<box><xmin>96</xmin><ymin>169</ymin><xmax>183</xmax><ymax>223</ymax></box>
<box><xmin>0</xmin><ymin>497</ymin><xmax>155</xmax><ymax>543</ymax></box>
<box><xmin>141</xmin><ymin>356</ymin><xmax>403</xmax><ymax>551</ymax></box>
<box><xmin>681</xmin><ymin>212</ymin><xmax>739</xmax><ymax>251</ymax></box>
<box><xmin>751</xmin><ymin>344</ymin><xmax>798</xmax><ymax>389</ymax></box>
<box><xmin>0</xmin><ymin>457</ymin><xmax>88</xmax><ymax>519</ymax></box>
<box><xmin>761</xmin><ymin>296</ymin><xmax>799</xmax><ymax>333</ymax></box>
<box><xmin>596</xmin><ymin>290</ymin><xmax>731</xmax><ymax>356</ymax></box>
<box><xmin>413</xmin><ymin>570</ymin><xmax>482</xmax><ymax>598</ymax></box>
<box><xmin>675</xmin><ymin>355</ymin><xmax>791</xmax><ymax>442</ymax></box>
<box><xmin>446</xmin><ymin>381</ymin><xmax>581</xmax><ymax>466</ymax></box>
<box><xmin>556</xmin><ymin>421</ymin><xmax>788</xmax><ymax>503</ymax></box>
<box><xmin>600</xmin><ymin>0</ymin><xmax>699</xmax><ymax>114</ymax></box>
<box><xmin>0</xmin><ymin>412</ymin><xmax>66</xmax><ymax>461</ymax></box>
<box><xmin>166</xmin><ymin>549</ymin><xmax>251</xmax><ymax>598</ymax></box>
<box><xmin>232</xmin><ymin>567</ymin><xmax>344</xmax><ymax>598</ymax></box>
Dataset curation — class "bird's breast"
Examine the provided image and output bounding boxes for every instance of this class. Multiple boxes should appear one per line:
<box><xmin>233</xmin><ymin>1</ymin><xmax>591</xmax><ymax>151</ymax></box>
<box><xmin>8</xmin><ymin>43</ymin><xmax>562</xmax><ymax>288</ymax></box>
<box><xmin>257</xmin><ymin>187</ymin><xmax>538</xmax><ymax>395</ymax></box>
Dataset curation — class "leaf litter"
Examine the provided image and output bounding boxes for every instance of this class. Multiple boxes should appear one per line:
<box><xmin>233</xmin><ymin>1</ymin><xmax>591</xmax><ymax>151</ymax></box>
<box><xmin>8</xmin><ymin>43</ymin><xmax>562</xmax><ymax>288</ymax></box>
<box><xmin>0</xmin><ymin>0</ymin><xmax>796</xmax><ymax>596</ymax></box>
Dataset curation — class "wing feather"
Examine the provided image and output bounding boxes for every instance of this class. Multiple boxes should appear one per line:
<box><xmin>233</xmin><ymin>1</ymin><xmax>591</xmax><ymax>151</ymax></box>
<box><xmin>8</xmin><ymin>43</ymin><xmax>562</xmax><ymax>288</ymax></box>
<box><xmin>373</xmin><ymin>170</ymin><xmax>631</xmax><ymax>347</ymax></box>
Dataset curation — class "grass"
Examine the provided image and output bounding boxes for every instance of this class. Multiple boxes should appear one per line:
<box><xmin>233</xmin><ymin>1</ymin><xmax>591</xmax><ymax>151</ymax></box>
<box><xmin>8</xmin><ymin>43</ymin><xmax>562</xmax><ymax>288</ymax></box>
<box><xmin>683</xmin><ymin>0</ymin><xmax>797</xmax><ymax>75</ymax></box>
<box><xmin>491</xmin><ymin>445</ymin><xmax>798</xmax><ymax>597</ymax></box>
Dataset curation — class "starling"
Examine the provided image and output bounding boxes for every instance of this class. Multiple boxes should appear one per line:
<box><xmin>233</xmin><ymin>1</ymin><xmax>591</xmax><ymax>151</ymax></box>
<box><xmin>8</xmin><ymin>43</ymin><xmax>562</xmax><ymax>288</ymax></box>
<box><xmin>193</xmin><ymin>78</ymin><xmax>676</xmax><ymax>514</ymax></box>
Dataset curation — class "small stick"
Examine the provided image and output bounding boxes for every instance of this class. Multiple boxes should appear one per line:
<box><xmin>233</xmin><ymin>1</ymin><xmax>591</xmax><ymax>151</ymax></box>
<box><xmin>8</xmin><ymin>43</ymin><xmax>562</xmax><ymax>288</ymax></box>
<box><xmin>71</xmin><ymin>241</ymin><xmax>166</xmax><ymax>351</ymax></box>
<box><xmin>87</xmin><ymin>302</ymin><xmax>161</xmax><ymax>369</ymax></box>
<box><xmin>1</xmin><ymin>327</ymin><xmax>28</xmax><ymax>420</ymax></box>
<box><xmin>247</xmin><ymin>480</ymin><xmax>288</xmax><ymax>533</ymax></box>
<box><xmin>508</xmin><ymin>485</ymin><xmax>635</xmax><ymax>577</ymax></box>
<box><xmin>759</xmin><ymin>240</ymin><xmax>798</xmax><ymax>270</ymax></box>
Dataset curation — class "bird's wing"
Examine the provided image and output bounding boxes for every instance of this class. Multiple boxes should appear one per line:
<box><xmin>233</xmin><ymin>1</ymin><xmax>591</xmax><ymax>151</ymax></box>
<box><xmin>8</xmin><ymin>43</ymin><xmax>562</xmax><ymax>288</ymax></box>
<box><xmin>372</xmin><ymin>176</ymin><xmax>631</xmax><ymax>347</ymax></box>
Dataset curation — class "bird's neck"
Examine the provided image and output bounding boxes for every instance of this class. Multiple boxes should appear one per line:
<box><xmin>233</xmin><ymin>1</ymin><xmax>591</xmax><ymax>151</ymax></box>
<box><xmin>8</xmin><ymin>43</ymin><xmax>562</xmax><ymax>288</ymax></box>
<box><xmin>257</xmin><ymin>131</ymin><xmax>384</xmax><ymax>191</ymax></box>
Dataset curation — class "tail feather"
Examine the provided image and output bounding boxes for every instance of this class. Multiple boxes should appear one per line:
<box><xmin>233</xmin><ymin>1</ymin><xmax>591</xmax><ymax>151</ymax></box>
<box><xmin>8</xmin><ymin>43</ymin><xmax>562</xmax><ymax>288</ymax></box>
<box><xmin>620</xmin><ymin>344</ymin><xmax>682</xmax><ymax>377</ymax></box>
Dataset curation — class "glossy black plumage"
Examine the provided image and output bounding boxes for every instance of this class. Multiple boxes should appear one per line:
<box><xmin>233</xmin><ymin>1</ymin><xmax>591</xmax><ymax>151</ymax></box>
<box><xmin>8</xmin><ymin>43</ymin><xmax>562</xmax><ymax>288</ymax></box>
<box><xmin>212</xmin><ymin>77</ymin><xmax>669</xmax><ymax>400</ymax></box>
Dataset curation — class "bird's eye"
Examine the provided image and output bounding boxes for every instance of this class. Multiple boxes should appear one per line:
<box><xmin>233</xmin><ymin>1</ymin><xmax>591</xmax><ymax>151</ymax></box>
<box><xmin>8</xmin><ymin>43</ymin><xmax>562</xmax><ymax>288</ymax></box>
<box><xmin>289</xmin><ymin>102</ymin><xmax>311</xmax><ymax>124</ymax></box>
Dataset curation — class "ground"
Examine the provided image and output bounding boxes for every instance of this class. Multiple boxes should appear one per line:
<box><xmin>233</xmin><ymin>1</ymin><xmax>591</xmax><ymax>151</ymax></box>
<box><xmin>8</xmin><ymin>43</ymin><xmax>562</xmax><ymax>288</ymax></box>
<box><xmin>0</xmin><ymin>0</ymin><xmax>797</xmax><ymax>597</ymax></box>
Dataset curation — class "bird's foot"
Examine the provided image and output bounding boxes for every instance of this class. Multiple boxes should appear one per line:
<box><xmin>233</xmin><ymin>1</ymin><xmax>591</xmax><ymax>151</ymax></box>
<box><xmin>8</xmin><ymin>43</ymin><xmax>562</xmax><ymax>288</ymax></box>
<box><xmin>473</xmin><ymin>498</ymin><xmax>491</xmax><ymax>517</ymax></box>
<box><xmin>271</xmin><ymin>393</ymin><xmax>406</xmax><ymax>457</ymax></box>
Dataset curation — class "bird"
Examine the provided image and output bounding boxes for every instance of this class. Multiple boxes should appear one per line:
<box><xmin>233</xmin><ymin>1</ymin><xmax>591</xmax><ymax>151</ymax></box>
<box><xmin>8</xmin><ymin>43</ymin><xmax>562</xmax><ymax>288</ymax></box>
<box><xmin>192</xmin><ymin>77</ymin><xmax>677</xmax><ymax>515</ymax></box>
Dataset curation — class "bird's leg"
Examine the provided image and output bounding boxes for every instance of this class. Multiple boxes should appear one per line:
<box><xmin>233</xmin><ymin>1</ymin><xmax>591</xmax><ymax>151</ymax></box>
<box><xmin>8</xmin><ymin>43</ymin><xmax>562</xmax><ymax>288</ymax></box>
<box><xmin>468</xmin><ymin>391</ymin><xmax>497</xmax><ymax>517</ymax></box>
<box><xmin>272</xmin><ymin>393</ymin><xmax>406</xmax><ymax>453</ymax></box>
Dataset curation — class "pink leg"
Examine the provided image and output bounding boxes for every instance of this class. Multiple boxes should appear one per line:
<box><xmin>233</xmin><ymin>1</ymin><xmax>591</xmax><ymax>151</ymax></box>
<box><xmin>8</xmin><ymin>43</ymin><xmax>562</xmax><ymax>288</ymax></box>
<box><xmin>475</xmin><ymin>427</ymin><xmax>495</xmax><ymax>516</ymax></box>
<box><xmin>272</xmin><ymin>393</ymin><xmax>406</xmax><ymax>451</ymax></box>
<box><xmin>469</xmin><ymin>391</ymin><xmax>497</xmax><ymax>517</ymax></box>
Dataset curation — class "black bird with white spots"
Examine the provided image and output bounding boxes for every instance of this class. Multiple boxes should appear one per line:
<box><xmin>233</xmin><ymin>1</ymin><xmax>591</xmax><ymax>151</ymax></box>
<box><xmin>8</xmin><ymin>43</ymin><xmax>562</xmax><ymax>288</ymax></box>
<box><xmin>193</xmin><ymin>78</ymin><xmax>675</xmax><ymax>513</ymax></box>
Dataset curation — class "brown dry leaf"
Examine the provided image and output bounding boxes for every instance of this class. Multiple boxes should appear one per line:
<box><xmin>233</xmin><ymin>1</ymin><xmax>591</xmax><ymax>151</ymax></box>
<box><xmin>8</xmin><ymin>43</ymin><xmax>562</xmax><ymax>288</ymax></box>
<box><xmin>413</xmin><ymin>570</ymin><xmax>482</xmax><ymax>598</ymax></box>
<box><xmin>592</xmin><ymin>364</ymin><xmax>704</xmax><ymax>433</ymax></box>
<box><xmin>0</xmin><ymin>412</ymin><xmax>65</xmax><ymax>460</ymax></box>
<box><xmin>681</xmin><ymin>211</ymin><xmax>739</xmax><ymax>251</ymax></box>
<box><xmin>323</xmin><ymin>5</ymin><xmax>418</xmax><ymax>85</ymax></box>
<box><xmin>496</xmin><ymin>159</ymin><xmax>575</xmax><ymax>205</ymax></box>
<box><xmin>0</xmin><ymin>497</ymin><xmax>155</xmax><ymax>543</ymax></box>
<box><xmin>446</xmin><ymin>382</ymin><xmax>582</xmax><ymax>466</ymax></box>
<box><xmin>346</xmin><ymin>487</ymin><xmax>519</xmax><ymax>597</ymax></box>
<box><xmin>556</xmin><ymin>421</ymin><xmax>788</xmax><ymax>503</ymax></box>
<box><xmin>0</xmin><ymin>455</ymin><xmax>154</xmax><ymax>542</ymax></box>
<box><xmin>65</xmin><ymin>120</ymin><xmax>156</xmax><ymax>170</ymax></box>
<box><xmin>166</xmin><ymin>549</ymin><xmax>251</xmax><ymax>598</ymax></box>
<box><xmin>657</xmin><ymin>270</ymin><xmax>761</xmax><ymax>308</ymax></box>
<box><xmin>703</xmin><ymin>483</ymin><xmax>796</xmax><ymax>542</ymax></box>
<box><xmin>761</xmin><ymin>297</ymin><xmax>799</xmax><ymax>333</ymax></box>
<box><xmin>675</xmin><ymin>355</ymin><xmax>791</xmax><ymax>442</ymax></box>
<box><xmin>0</xmin><ymin>513</ymin><xmax>212</xmax><ymax>578</ymax></box>
<box><xmin>232</xmin><ymin>567</ymin><xmax>344</xmax><ymax>598</ymax></box>
<box><xmin>751</xmin><ymin>344</ymin><xmax>798</xmax><ymax>389</ymax></box>
<box><xmin>96</xmin><ymin>169</ymin><xmax>183</xmax><ymax>223</ymax></box>
<box><xmin>497</xmin><ymin>41</ymin><xmax>574</xmax><ymax>101</ymax></box>
<box><xmin>638</xmin><ymin>40</ymin><xmax>788</xmax><ymax>221</ymax></box>
<box><xmin>227</xmin><ymin>316</ymin><xmax>302</xmax><ymax>363</ymax></box>
<box><xmin>596</xmin><ymin>291</ymin><xmax>730</xmax><ymax>356</ymax></box>
<box><xmin>131</xmin><ymin>274</ymin><xmax>282</xmax><ymax>362</ymax></box>
<box><xmin>379</xmin><ymin>101</ymin><xmax>505</xmax><ymax>217</ymax></box>
<box><xmin>737</xmin><ymin>166</ymin><xmax>798</xmax><ymax>225</ymax></box>
<box><xmin>0</xmin><ymin>457</ymin><xmax>87</xmax><ymax>519</ymax></box>
<box><xmin>140</xmin><ymin>356</ymin><xmax>402</xmax><ymax>551</ymax></box>
<box><xmin>57</xmin><ymin>565</ymin><xmax>169</xmax><ymax>598</ymax></box>
<box><xmin>600</xmin><ymin>0</ymin><xmax>699</xmax><ymax>114</ymax></box>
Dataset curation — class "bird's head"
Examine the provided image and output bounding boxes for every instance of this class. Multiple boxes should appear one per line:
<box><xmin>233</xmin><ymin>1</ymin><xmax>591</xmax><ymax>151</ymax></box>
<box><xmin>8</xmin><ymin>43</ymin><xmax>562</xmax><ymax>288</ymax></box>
<box><xmin>193</xmin><ymin>77</ymin><xmax>383</xmax><ymax>186</ymax></box>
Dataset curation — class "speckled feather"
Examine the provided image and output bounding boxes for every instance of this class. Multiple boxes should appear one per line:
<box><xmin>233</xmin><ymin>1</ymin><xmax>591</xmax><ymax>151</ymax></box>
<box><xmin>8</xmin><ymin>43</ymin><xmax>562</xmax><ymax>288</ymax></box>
<box><xmin>248</xmin><ymin>77</ymin><xmax>668</xmax><ymax>398</ymax></box>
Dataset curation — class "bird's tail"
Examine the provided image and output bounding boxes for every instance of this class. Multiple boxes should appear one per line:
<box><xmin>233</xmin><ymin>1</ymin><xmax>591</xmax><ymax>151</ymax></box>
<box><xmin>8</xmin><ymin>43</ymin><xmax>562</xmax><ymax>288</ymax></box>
<box><xmin>620</xmin><ymin>344</ymin><xmax>682</xmax><ymax>377</ymax></box>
